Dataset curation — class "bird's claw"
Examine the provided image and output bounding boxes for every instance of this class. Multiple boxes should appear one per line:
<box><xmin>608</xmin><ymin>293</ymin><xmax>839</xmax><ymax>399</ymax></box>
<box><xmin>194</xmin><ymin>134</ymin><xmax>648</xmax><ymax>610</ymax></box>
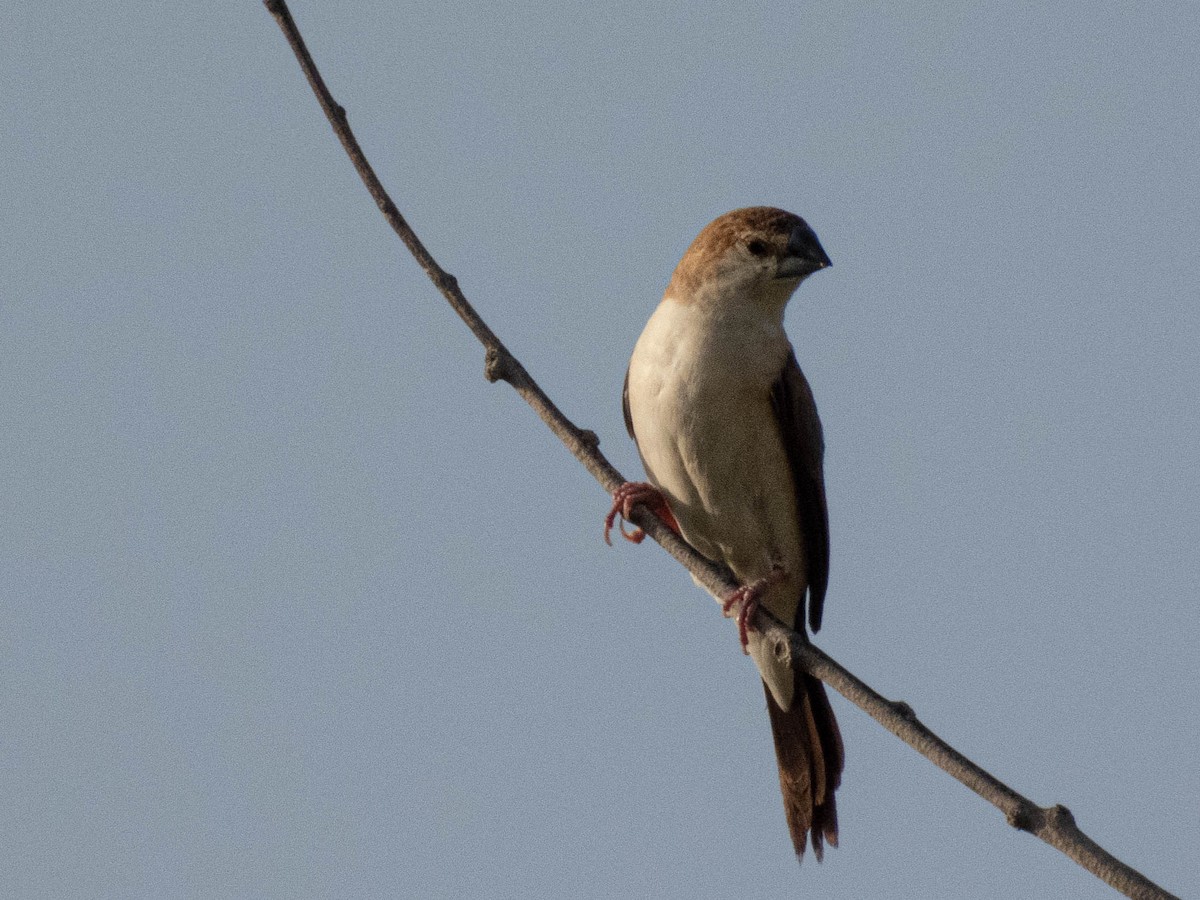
<box><xmin>604</xmin><ymin>482</ymin><xmax>662</xmax><ymax>546</ymax></box>
<box><xmin>722</xmin><ymin>567</ymin><xmax>785</xmax><ymax>653</ymax></box>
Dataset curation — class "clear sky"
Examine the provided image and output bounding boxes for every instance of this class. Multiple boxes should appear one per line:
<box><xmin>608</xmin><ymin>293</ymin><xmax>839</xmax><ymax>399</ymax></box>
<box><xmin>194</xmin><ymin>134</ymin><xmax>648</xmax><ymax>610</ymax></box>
<box><xmin>3</xmin><ymin>2</ymin><xmax>1197</xmax><ymax>898</ymax></box>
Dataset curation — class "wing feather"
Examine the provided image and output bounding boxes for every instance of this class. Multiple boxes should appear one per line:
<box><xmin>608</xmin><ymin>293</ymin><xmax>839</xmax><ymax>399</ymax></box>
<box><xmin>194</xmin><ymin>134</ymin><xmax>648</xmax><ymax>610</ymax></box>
<box><xmin>622</xmin><ymin>367</ymin><xmax>636</xmax><ymax>443</ymax></box>
<box><xmin>769</xmin><ymin>351</ymin><xmax>830</xmax><ymax>632</ymax></box>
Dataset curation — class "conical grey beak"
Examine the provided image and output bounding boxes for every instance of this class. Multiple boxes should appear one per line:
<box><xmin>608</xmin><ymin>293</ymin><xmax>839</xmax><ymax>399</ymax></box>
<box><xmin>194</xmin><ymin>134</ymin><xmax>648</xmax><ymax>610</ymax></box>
<box><xmin>777</xmin><ymin>225</ymin><xmax>832</xmax><ymax>278</ymax></box>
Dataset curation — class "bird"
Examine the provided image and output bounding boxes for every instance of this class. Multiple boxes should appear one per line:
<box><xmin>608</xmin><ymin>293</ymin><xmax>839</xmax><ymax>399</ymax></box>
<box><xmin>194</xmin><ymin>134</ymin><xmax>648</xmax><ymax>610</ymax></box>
<box><xmin>605</xmin><ymin>206</ymin><xmax>843</xmax><ymax>860</ymax></box>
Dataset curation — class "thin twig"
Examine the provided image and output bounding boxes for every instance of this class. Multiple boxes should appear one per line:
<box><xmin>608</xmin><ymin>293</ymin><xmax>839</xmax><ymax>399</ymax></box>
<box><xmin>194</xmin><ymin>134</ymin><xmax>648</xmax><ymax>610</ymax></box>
<box><xmin>262</xmin><ymin>4</ymin><xmax>1179</xmax><ymax>898</ymax></box>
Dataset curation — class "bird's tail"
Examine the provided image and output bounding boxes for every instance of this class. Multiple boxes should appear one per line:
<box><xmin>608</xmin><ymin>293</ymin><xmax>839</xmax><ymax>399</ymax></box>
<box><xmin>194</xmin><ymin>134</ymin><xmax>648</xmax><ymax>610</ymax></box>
<box><xmin>764</xmin><ymin>671</ymin><xmax>843</xmax><ymax>861</ymax></box>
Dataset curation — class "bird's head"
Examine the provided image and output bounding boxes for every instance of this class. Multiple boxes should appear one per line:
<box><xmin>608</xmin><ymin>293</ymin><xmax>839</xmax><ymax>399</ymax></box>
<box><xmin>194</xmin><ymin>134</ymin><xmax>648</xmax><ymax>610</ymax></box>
<box><xmin>665</xmin><ymin>207</ymin><xmax>831</xmax><ymax>315</ymax></box>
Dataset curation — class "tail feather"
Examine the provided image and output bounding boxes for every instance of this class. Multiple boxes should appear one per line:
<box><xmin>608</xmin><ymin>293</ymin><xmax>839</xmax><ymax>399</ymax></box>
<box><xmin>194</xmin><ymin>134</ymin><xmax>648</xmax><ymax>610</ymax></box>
<box><xmin>764</xmin><ymin>671</ymin><xmax>843</xmax><ymax>861</ymax></box>
<box><xmin>805</xmin><ymin>671</ymin><xmax>843</xmax><ymax>852</ymax></box>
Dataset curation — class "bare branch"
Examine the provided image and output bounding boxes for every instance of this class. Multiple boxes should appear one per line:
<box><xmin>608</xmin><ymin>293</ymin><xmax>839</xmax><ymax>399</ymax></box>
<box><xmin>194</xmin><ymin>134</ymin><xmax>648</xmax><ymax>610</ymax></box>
<box><xmin>263</xmin><ymin>4</ymin><xmax>1179</xmax><ymax>898</ymax></box>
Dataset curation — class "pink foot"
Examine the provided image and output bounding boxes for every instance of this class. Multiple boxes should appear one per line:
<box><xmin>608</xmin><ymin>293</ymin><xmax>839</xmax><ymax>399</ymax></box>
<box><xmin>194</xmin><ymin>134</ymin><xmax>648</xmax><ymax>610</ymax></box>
<box><xmin>722</xmin><ymin>567</ymin><xmax>785</xmax><ymax>653</ymax></box>
<box><xmin>604</xmin><ymin>482</ymin><xmax>679</xmax><ymax>546</ymax></box>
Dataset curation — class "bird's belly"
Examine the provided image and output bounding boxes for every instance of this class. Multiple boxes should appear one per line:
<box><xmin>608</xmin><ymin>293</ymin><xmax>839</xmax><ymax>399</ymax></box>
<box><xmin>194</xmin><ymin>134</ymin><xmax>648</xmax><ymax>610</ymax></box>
<box><xmin>630</xmin><ymin>355</ymin><xmax>804</xmax><ymax>598</ymax></box>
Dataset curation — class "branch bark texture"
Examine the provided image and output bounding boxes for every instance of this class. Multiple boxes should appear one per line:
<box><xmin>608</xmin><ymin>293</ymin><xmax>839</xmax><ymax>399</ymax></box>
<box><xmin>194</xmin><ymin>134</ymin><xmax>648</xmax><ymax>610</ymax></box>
<box><xmin>264</xmin><ymin>4</ymin><xmax>1179</xmax><ymax>898</ymax></box>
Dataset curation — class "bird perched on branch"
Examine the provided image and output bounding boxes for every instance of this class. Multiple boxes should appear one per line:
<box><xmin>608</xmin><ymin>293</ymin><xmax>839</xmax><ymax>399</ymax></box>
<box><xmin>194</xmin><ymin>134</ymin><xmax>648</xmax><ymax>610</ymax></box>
<box><xmin>606</xmin><ymin>206</ymin><xmax>843</xmax><ymax>860</ymax></box>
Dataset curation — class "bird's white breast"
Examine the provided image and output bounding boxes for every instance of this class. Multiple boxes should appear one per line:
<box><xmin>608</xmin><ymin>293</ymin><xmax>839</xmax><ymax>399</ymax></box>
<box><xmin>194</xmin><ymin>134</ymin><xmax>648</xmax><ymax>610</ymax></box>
<box><xmin>626</xmin><ymin>297</ymin><xmax>805</xmax><ymax>601</ymax></box>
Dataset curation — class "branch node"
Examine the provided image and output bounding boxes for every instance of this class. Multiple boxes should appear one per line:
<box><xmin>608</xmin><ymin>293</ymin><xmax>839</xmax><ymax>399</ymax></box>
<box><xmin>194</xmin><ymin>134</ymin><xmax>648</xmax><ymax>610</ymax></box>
<box><xmin>1007</xmin><ymin>804</ymin><xmax>1037</xmax><ymax>832</ymax></box>
<box><xmin>890</xmin><ymin>700</ymin><xmax>917</xmax><ymax>721</ymax></box>
<box><xmin>484</xmin><ymin>347</ymin><xmax>512</xmax><ymax>383</ymax></box>
<box><xmin>578</xmin><ymin>429</ymin><xmax>600</xmax><ymax>450</ymax></box>
<box><xmin>1047</xmin><ymin>804</ymin><xmax>1076</xmax><ymax>827</ymax></box>
<box><xmin>771</xmin><ymin>633</ymin><xmax>792</xmax><ymax>666</ymax></box>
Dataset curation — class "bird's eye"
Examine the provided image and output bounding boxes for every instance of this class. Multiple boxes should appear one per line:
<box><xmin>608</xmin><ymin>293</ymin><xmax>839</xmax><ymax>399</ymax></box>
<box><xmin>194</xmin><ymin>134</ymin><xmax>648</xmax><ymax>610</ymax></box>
<box><xmin>746</xmin><ymin>239</ymin><xmax>769</xmax><ymax>257</ymax></box>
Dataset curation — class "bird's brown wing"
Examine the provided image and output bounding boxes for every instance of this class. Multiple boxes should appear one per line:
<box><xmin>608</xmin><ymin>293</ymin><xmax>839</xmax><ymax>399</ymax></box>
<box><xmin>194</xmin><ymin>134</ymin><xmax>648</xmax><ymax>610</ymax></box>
<box><xmin>769</xmin><ymin>349</ymin><xmax>831</xmax><ymax>633</ymax></box>
<box><xmin>766</xmin><ymin>351</ymin><xmax>841</xmax><ymax>859</ymax></box>
<box><xmin>622</xmin><ymin>366</ymin><xmax>636</xmax><ymax>443</ymax></box>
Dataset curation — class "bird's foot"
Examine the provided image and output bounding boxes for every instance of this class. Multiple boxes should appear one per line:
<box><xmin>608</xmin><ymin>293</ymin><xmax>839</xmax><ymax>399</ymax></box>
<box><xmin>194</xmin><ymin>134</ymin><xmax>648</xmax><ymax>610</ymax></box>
<box><xmin>604</xmin><ymin>482</ymin><xmax>678</xmax><ymax>546</ymax></box>
<box><xmin>722</xmin><ymin>567</ymin><xmax>785</xmax><ymax>653</ymax></box>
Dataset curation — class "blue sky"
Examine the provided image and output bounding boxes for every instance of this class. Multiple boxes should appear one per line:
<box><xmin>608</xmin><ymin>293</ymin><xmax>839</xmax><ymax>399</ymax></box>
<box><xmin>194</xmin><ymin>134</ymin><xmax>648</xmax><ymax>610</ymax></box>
<box><xmin>3</xmin><ymin>2</ymin><xmax>1197</xmax><ymax>897</ymax></box>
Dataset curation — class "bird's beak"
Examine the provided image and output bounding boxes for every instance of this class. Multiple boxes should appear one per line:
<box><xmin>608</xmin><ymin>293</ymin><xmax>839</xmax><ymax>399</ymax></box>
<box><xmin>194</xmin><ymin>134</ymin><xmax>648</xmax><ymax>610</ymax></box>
<box><xmin>776</xmin><ymin>225</ymin><xmax>832</xmax><ymax>279</ymax></box>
